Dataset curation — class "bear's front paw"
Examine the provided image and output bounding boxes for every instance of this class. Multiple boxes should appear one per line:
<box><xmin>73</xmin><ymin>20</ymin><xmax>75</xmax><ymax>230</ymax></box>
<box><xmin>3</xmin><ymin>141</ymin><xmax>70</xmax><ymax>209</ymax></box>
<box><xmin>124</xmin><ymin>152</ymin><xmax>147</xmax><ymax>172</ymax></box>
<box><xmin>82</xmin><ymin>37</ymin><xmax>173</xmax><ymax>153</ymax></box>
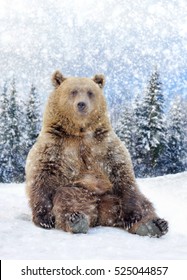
<box><xmin>124</xmin><ymin>210</ymin><xmax>142</xmax><ymax>230</ymax></box>
<box><xmin>33</xmin><ymin>213</ymin><xmax>55</xmax><ymax>229</ymax></box>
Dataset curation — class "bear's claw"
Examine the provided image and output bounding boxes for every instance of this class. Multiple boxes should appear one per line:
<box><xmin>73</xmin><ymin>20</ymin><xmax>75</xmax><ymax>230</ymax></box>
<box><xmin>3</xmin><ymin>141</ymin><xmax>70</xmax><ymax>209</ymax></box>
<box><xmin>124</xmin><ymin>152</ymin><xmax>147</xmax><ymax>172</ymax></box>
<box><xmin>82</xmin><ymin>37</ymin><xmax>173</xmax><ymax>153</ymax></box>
<box><xmin>124</xmin><ymin>210</ymin><xmax>142</xmax><ymax>230</ymax></box>
<box><xmin>68</xmin><ymin>212</ymin><xmax>89</xmax><ymax>234</ymax></box>
<box><xmin>136</xmin><ymin>218</ymin><xmax>168</xmax><ymax>238</ymax></box>
<box><xmin>36</xmin><ymin>213</ymin><xmax>55</xmax><ymax>229</ymax></box>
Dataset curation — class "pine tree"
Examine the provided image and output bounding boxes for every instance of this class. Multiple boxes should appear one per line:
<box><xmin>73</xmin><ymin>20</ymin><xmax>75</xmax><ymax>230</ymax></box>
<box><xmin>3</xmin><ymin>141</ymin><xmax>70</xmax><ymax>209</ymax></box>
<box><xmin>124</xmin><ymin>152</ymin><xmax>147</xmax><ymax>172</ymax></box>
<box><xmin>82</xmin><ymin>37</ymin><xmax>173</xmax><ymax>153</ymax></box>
<box><xmin>182</xmin><ymin>100</ymin><xmax>187</xmax><ymax>170</ymax></box>
<box><xmin>0</xmin><ymin>82</ymin><xmax>9</xmax><ymax>182</ymax></box>
<box><xmin>25</xmin><ymin>84</ymin><xmax>41</xmax><ymax>152</ymax></box>
<box><xmin>165</xmin><ymin>96</ymin><xmax>186</xmax><ymax>174</ymax></box>
<box><xmin>0</xmin><ymin>80</ymin><xmax>26</xmax><ymax>182</ymax></box>
<box><xmin>133</xmin><ymin>95</ymin><xmax>147</xmax><ymax>177</ymax></box>
<box><xmin>115</xmin><ymin>102</ymin><xmax>135</xmax><ymax>156</ymax></box>
<box><xmin>3</xmin><ymin>80</ymin><xmax>25</xmax><ymax>182</ymax></box>
<box><xmin>134</xmin><ymin>70</ymin><xmax>166</xmax><ymax>177</ymax></box>
<box><xmin>0</xmin><ymin>81</ymin><xmax>42</xmax><ymax>183</ymax></box>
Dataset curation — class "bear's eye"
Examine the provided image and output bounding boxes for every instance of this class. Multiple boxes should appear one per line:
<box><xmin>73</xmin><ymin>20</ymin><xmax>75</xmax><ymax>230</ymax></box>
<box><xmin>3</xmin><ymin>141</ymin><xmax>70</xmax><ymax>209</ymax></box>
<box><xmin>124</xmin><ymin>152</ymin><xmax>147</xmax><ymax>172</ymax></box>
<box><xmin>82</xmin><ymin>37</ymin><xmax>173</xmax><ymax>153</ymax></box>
<box><xmin>87</xmin><ymin>90</ymin><xmax>94</xmax><ymax>98</ymax></box>
<box><xmin>71</xmin><ymin>90</ymin><xmax>78</xmax><ymax>97</ymax></box>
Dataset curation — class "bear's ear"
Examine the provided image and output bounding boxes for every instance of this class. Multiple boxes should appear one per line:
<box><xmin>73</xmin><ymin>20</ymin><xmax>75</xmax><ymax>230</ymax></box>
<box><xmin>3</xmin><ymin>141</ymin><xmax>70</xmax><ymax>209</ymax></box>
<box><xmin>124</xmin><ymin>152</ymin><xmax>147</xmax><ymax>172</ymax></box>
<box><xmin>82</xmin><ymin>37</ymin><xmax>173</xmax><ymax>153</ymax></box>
<box><xmin>51</xmin><ymin>70</ymin><xmax>66</xmax><ymax>88</ymax></box>
<box><xmin>92</xmin><ymin>74</ymin><xmax>105</xmax><ymax>89</ymax></box>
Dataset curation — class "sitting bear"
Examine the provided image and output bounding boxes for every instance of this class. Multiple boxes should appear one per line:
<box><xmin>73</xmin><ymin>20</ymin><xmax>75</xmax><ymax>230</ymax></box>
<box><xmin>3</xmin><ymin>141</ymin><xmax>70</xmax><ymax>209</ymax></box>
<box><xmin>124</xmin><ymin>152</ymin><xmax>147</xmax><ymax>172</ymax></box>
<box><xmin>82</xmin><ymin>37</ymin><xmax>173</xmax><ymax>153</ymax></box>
<box><xmin>26</xmin><ymin>71</ymin><xmax>168</xmax><ymax>237</ymax></box>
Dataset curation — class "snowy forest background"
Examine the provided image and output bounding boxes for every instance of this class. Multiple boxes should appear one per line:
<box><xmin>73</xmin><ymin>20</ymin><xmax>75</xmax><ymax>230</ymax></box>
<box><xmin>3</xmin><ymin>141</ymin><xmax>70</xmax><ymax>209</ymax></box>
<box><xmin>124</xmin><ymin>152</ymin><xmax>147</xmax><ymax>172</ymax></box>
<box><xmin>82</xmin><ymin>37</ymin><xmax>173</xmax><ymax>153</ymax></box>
<box><xmin>0</xmin><ymin>0</ymin><xmax>187</xmax><ymax>183</ymax></box>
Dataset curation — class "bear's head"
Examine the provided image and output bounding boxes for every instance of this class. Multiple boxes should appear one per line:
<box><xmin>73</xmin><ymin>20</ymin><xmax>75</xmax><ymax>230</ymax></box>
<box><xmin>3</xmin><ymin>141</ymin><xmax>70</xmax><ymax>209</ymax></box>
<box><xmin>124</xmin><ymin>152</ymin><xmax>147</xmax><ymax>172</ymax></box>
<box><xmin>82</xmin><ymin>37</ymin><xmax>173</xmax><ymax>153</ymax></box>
<box><xmin>43</xmin><ymin>71</ymin><xmax>111</xmax><ymax>136</ymax></box>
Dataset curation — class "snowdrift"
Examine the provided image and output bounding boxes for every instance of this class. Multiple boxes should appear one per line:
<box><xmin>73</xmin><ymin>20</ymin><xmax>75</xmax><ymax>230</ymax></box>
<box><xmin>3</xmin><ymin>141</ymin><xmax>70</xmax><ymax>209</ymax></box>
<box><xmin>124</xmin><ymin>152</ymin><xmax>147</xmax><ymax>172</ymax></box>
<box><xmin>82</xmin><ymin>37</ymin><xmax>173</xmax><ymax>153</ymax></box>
<box><xmin>0</xmin><ymin>172</ymin><xmax>187</xmax><ymax>260</ymax></box>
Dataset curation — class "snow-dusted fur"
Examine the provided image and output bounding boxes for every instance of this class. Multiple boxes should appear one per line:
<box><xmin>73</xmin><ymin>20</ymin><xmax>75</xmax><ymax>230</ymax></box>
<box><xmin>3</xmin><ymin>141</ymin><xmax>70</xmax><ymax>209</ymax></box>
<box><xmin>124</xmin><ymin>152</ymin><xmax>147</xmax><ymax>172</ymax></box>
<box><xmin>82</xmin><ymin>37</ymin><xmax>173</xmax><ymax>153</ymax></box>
<box><xmin>26</xmin><ymin>71</ymin><xmax>168</xmax><ymax>236</ymax></box>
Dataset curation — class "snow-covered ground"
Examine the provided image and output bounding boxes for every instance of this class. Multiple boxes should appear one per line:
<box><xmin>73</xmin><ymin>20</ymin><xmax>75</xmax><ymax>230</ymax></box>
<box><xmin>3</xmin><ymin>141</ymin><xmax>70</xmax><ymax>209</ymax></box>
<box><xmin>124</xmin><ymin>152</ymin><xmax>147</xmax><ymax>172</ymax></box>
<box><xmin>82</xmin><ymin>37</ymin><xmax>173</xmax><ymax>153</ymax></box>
<box><xmin>0</xmin><ymin>172</ymin><xmax>187</xmax><ymax>260</ymax></box>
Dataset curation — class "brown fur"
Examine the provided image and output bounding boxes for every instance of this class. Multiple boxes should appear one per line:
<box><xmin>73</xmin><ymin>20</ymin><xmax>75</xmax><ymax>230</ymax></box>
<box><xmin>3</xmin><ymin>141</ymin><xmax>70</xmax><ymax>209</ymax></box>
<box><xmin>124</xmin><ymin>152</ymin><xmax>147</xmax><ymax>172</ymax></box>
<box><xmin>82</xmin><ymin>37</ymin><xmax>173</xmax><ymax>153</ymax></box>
<box><xmin>26</xmin><ymin>71</ymin><xmax>164</xmax><ymax>234</ymax></box>
<box><xmin>53</xmin><ymin>187</ymin><xmax>99</xmax><ymax>231</ymax></box>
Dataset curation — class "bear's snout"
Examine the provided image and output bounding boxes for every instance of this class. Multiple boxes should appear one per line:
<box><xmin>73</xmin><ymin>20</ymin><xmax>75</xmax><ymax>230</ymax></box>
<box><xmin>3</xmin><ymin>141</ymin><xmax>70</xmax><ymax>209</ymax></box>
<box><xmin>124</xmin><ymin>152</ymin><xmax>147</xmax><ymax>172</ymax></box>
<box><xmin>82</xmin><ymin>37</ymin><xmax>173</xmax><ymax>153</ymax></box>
<box><xmin>77</xmin><ymin>102</ymin><xmax>87</xmax><ymax>112</ymax></box>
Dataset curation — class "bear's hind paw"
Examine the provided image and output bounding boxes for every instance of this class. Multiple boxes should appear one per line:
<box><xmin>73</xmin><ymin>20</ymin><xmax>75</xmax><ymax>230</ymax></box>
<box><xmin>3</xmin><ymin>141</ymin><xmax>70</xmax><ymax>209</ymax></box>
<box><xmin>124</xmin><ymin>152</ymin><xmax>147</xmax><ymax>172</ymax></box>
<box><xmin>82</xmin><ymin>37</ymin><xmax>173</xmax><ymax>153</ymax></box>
<box><xmin>136</xmin><ymin>218</ymin><xmax>168</xmax><ymax>238</ymax></box>
<box><xmin>67</xmin><ymin>212</ymin><xmax>89</xmax><ymax>234</ymax></box>
<box><xmin>153</xmin><ymin>218</ymin><xmax>168</xmax><ymax>234</ymax></box>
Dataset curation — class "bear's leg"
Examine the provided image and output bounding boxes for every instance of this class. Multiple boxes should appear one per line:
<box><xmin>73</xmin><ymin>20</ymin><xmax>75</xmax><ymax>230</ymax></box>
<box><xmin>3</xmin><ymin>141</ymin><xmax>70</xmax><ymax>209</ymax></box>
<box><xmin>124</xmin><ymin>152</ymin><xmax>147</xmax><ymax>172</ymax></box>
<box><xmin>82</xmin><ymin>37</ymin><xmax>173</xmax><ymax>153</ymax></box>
<box><xmin>97</xmin><ymin>194</ymin><xmax>124</xmax><ymax>227</ymax></box>
<box><xmin>52</xmin><ymin>187</ymin><xmax>98</xmax><ymax>233</ymax></box>
<box><xmin>98</xmin><ymin>194</ymin><xmax>149</xmax><ymax>229</ymax></box>
<box><xmin>98</xmin><ymin>194</ymin><xmax>168</xmax><ymax>237</ymax></box>
<box><xmin>30</xmin><ymin>189</ymin><xmax>55</xmax><ymax>229</ymax></box>
<box><xmin>127</xmin><ymin>196</ymin><xmax>168</xmax><ymax>238</ymax></box>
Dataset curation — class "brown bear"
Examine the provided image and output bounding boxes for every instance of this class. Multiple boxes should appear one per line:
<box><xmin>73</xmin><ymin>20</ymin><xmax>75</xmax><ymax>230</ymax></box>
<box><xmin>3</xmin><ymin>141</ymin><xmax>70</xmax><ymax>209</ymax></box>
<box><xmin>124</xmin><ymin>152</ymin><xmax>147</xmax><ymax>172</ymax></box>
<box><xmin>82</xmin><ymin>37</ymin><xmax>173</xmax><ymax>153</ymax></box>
<box><xmin>25</xmin><ymin>71</ymin><xmax>168</xmax><ymax>237</ymax></box>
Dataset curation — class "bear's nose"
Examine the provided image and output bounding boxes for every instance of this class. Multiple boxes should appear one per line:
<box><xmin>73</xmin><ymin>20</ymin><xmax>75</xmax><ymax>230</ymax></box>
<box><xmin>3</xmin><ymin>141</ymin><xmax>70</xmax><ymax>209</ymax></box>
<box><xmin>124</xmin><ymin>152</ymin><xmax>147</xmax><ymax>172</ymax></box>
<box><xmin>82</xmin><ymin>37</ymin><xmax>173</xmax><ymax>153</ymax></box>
<box><xmin>77</xmin><ymin>102</ymin><xmax>86</xmax><ymax>111</ymax></box>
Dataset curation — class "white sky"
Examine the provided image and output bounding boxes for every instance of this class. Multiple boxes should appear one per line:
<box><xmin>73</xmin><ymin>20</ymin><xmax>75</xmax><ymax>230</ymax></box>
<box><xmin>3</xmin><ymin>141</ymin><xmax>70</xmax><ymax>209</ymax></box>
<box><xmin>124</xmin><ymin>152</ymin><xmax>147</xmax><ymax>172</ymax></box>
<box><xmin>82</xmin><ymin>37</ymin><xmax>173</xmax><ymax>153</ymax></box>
<box><xmin>0</xmin><ymin>0</ymin><xmax>187</xmax><ymax>99</ymax></box>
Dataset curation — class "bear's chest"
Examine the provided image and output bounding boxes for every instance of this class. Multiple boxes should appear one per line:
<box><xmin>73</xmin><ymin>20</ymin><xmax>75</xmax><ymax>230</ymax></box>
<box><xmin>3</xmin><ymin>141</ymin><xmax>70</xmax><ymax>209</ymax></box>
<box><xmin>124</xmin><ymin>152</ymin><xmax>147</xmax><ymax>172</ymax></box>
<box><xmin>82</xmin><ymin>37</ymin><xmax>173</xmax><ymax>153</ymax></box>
<box><xmin>61</xmin><ymin>135</ymin><xmax>108</xmax><ymax>179</ymax></box>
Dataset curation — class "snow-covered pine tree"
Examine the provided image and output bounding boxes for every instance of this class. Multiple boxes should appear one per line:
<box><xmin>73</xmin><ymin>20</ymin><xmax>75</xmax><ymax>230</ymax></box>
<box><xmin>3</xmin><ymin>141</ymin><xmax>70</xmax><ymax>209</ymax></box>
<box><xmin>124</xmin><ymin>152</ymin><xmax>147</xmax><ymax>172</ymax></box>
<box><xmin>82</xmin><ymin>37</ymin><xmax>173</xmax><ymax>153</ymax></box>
<box><xmin>165</xmin><ymin>96</ymin><xmax>186</xmax><ymax>174</ymax></box>
<box><xmin>183</xmin><ymin>100</ymin><xmax>187</xmax><ymax>170</ymax></box>
<box><xmin>115</xmin><ymin>102</ymin><xmax>135</xmax><ymax>157</ymax></box>
<box><xmin>0</xmin><ymin>82</ymin><xmax>9</xmax><ymax>182</ymax></box>
<box><xmin>2</xmin><ymin>80</ymin><xmax>25</xmax><ymax>182</ymax></box>
<box><xmin>134</xmin><ymin>70</ymin><xmax>166</xmax><ymax>177</ymax></box>
<box><xmin>25</xmin><ymin>84</ymin><xmax>41</xmax><ymax>152</ymax></box>
<box><xmin>133</xmin><ymin>95</ymin><xmax>147</xmax><ymax>177</ymax></box>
